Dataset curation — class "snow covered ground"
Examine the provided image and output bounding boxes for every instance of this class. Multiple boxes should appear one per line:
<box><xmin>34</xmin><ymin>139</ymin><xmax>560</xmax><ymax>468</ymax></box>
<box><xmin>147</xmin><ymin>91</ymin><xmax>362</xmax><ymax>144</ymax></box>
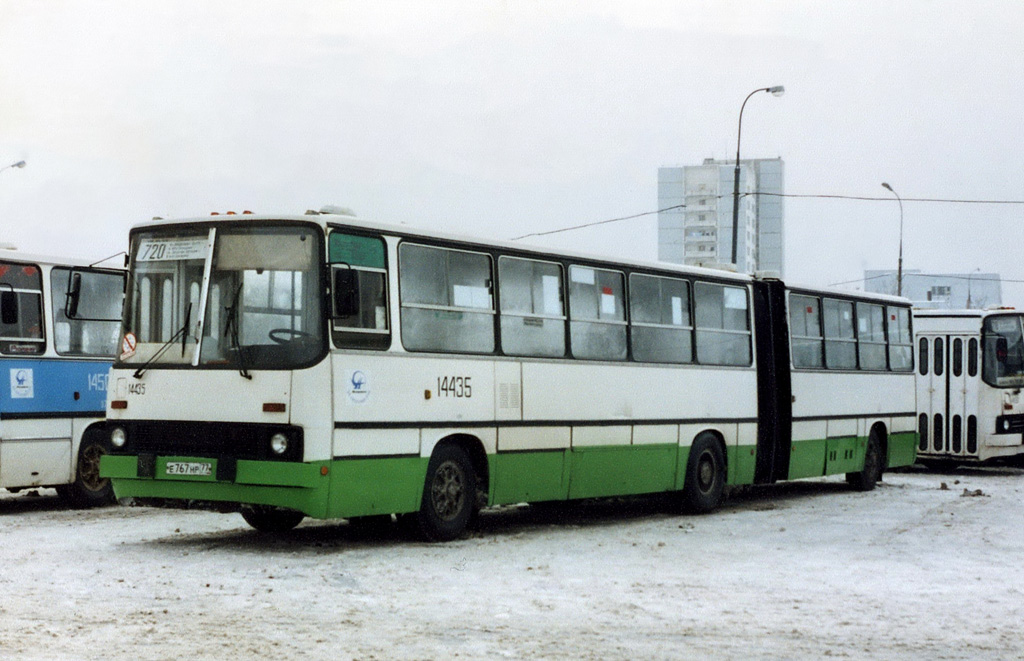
<box><xmin>2</xmin><ymin>465</ymin><xmax>1023</xmax><ymax>660</ymax></box>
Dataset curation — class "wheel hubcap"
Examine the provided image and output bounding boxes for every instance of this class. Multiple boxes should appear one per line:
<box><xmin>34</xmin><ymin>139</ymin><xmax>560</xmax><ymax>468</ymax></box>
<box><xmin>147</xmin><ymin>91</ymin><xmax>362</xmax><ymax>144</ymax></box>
<box><xmin>697</xmin><ymin>451</ymin><xmax>716</xmax><ymax>493</ymax></box>
<box><xmin>80</xmin><ymin>445</ymin><xmax>107</xmax><ymax>492</ymax></box>
<box><xmin>430</xmin><ymin>460</ymin><xmax>465</xmax><ymax>522</ymax></box>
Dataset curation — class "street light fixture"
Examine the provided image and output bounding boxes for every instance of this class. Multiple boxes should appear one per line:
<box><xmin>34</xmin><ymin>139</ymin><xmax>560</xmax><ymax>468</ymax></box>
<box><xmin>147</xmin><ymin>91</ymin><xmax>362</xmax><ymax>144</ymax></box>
<box><xmin>0</xmin><ymin>160</ymin><xmax>26</xmax><ymax>175</ymax></box>
<box><xmin>731</xmin><ymin>86</ymin><xmax>784</xmax><ymax>267</ymax></box>
<box><xmin>881</xmin><ymin>182</ymin><xmax>904</xmax><ymax>297</ymax></box>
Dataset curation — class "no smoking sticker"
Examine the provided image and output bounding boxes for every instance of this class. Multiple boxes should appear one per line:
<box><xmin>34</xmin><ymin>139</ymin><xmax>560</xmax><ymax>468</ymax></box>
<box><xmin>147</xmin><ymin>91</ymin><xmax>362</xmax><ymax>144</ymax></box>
<box><xmin>120</xmin><ymin>333</ymin><xmax>137</xmax><ymax>361</ymax></box>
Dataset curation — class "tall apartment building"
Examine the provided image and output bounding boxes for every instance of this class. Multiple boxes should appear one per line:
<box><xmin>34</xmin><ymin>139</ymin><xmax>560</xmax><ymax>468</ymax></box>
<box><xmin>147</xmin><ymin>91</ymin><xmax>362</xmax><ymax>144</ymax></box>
<box><xmin>657</xmin><ymin>158</ymin><xmax>784</xmax><ymax>276</ymax></box>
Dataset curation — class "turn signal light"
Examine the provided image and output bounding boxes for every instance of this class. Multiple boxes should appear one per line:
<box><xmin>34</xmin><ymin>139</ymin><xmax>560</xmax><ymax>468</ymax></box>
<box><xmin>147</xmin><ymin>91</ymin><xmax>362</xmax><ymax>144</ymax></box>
<box><xmin>263</xmin><ymin>402</ymin><xmax>286</xmax><ymax>413</ymax></box>
<box><xmin>111</xmin><ymin>400</ymin><xmax>128</xmax><ymax>410</ymax></box>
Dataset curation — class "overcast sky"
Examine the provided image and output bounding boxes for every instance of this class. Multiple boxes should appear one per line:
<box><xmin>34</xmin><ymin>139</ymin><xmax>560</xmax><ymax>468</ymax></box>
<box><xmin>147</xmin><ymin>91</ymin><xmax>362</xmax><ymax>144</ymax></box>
<box><xmin>1</xmin><ymin>1</ymin><xmax>1022</xmax><ymax>304</ymax></box>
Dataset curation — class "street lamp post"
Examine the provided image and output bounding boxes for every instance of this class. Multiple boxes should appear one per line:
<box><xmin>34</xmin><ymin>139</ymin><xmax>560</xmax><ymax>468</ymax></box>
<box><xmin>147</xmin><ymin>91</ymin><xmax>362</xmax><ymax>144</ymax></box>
<box><xmin>881</xmin><ymin>182</ymin><xmax>904</xmax><ymax>297</ymax></box>
<box><xmin>0</xmin><ymin>160</ymin><xmax>26</xmax><ymax>176</ymax></box>
<box><xmin>730</xmin><ymin>85</ymin><xmax>784</xmax><ymax>267</ymax></box>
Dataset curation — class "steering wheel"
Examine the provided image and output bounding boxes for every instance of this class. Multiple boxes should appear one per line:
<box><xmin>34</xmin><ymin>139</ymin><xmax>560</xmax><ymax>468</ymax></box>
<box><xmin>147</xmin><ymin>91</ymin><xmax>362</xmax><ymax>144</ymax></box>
<box><xmin>268</xmin><ymin>328</ymin><xmax>316</xmax><ymax>344</ymax></box>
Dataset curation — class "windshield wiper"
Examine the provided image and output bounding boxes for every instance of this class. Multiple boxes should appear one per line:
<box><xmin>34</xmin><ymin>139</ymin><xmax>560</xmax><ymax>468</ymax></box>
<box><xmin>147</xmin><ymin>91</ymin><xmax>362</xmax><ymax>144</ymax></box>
<box><xmin>223</xmin><ymin>282</ymin><xmax>252</xmax><ymax>380</ymax></box>
<box><xmin>132</xmin><ymin>302</ymin><xmax>192</xmax><ymax>379</ymax></box>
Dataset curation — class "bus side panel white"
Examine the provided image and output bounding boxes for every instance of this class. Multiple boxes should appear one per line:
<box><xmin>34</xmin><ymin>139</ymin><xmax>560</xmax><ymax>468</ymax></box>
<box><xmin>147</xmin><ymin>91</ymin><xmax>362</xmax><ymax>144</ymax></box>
<box><xmin>827</xmin><ymin>418</ymin><xmax>858</xmax><ymax>438</ymax></box>
<box><xmin>421</xmin><ymin>428</ymin><xmax>496</xmax><ymax>458</ymax></box>
<box><xmin>291</xmin><ymin>362</ymin><xmax>334</xmax><ymax>462</ymax></box>
<box><xmin>333</xmin><ymin>428</ymin><xmax>419</xmax><ymax>458</ymax></box>
<box><xmin>332</xmin><ymin>355</ymin><xmax>495</xmax><ymax>424</ymax></box>
<box><xmin>792</xmin><ymin>420</ymin><xmax>826</xmax><ymax>443</ymax></box>
<box><xmin>678</xmin><ymin>424</ymin><xmax>732</xmax><ymax>449</ymax></box>
<box><xmin>522</xmin><ymin>362</ymin><xmax>757</xmax><ymax>421</ymax></box>
<box><xmin>737</xmin><ymin>422</ymin><xmax>757</xmax><ymax>447</ymax></box>
<box><xmin>572</xmin><ymin>426</ymin><xmax>631</xmax><ymax>448</ymax></box>
<box><xmin>633</xmin><ymin>425</ymin><xmax>678</xmax><ymax>446</ymax></box>
<box><xmin>493</xmin><ymin>361</ymin><xmax>522</xmax><ymax>422</ymax></box>
<box><xmin>0</xmin><ymin>419</ymin><xmax>72</xmax><ymax>487</ymax></box>
<box><xmin>497</xmin><ymin>426</ymin><xmax>570</xmax><ymax>452</ymax></box>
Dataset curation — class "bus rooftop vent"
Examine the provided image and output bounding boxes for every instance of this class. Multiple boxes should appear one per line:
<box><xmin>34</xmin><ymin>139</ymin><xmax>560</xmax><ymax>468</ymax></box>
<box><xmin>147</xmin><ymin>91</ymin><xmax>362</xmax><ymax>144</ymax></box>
<box><xmin>317</xmin><ymin>205</ymin><xmax>357</xmax><ymax>217</ymax></box>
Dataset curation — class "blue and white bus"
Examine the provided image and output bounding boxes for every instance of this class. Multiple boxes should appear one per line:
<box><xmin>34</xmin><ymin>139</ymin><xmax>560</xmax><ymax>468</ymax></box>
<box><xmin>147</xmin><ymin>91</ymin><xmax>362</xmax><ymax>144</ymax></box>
<box><xmin>1</xmin><ymin>247</ymin><xmax>124</xmax><ymax>506</ymax></box>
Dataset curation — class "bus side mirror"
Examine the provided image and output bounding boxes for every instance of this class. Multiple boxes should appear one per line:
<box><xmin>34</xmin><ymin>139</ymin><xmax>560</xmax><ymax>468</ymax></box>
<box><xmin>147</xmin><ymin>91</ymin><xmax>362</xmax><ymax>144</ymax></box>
<box><xmin>333</xmin><ymin>267</ymin><xmax>358</xmax><ymax>318</ymax></box>
<box><xmin>65</xmin><ymin>272</ymin><xmax>83</xmax><ymax>319</ymax></box>
<box><xmin>0</xmin><ymin>290</ymin><xmax>18</xmax><ymax>325</ymax></box>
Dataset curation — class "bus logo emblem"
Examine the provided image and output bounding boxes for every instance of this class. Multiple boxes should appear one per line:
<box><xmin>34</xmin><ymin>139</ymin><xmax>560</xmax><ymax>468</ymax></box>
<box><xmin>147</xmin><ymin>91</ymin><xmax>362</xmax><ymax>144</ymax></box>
<box><xmin>347</xmin><ymin>370</ymin><xmax>369</xmax><ymax>404</ymax></box>
<box><xmin>10</xmin><ymin>368</ymin><xmax>33</xmax><ymax>399</ymax></box>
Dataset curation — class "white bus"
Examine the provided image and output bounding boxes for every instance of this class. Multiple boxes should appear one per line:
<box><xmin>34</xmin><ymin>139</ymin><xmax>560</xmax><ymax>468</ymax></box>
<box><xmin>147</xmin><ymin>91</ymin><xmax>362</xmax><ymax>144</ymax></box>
<box><xmin>914</xmin><ymin>308</ymin><xmax>1024</xmax><ymax>463</ymax></box>
<box><xmin>100</xmin><ymin>211</ymin><xmax>917</xmax><ymax>538</ymax></box>
<box><xmin>1</xmin><ymin>247</ymin><xmax>124</xmax><ymax>506</ymax></box>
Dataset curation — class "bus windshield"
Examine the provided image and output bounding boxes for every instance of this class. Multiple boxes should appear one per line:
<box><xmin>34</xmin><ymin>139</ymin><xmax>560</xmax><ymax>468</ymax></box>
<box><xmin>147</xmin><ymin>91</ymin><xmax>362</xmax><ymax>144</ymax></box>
<box><xmin>120</xmin><ymin>224</ymin><xmax>324</xmax><ymax>371</ymax></box>
<box><xmin>983</xmin><ymin>314</ymin><xmax>1024</xmax><ymax>387</ymax></box>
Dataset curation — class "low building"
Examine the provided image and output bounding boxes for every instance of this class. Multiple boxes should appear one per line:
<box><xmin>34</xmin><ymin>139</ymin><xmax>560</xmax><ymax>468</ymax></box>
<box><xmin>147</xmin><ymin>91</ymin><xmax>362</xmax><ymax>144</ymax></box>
<box><xmin>863</xmin><ymin>269</ymin><xmax>1002</xmax><ymax>309</ymax></box>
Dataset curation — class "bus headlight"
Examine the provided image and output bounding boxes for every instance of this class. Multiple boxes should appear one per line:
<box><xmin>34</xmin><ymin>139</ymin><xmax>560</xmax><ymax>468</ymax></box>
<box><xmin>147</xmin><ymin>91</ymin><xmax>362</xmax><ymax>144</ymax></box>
<box><xmin>270</xmin><ymin>433</ymin><xmax>289</xmax><ymax>455</ymax></box>
<box><xmin>110</xmin><ymin>426</ymin><xmax>127</xmax><ymax>448</ymax></box>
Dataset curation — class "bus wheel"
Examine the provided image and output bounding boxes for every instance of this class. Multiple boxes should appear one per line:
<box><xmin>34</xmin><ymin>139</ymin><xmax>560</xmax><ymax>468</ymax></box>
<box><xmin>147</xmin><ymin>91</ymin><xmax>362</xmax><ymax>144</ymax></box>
<box><xmin>57</xmin><ymin>432</ymin><xmax>115</xmax><ymax>508</ymax></box>
<box><xmin>414</xmin><ymin>444</ymin><xmax>477</xmax><ymax>542</ymax></box>
<box><xmin>847</xmin><ymin>432</ymin><xmax>883</xmax><ymax>491</ymax></box>
<box><xmin>240</xmin><ymin>505</ymin><xmax>305</xmax><ymax>533</ymax></box>
<box><xmin>682</xmin><ymin>434</ymin><xmax>725</xmax><ymax>513</ymax></box>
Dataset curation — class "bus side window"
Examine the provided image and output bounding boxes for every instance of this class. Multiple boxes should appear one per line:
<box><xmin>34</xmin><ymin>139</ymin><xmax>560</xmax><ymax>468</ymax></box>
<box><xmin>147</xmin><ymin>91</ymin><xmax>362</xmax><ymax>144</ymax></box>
<box><xmin>328</xmin><ymin>232</ymin><xmax>390</xmax><ymax>351</ymax></box>
<box><xmin>887</xmin><ymin>307</ymin><xmax>913</xmax><ymax>371</ymax></box>
<box><xmin>952</xmin><ymin>338</ymin><xmax>963</xmax><ymax>377</ymax></box>
<box><xmin>400</xmin><ymin>243</ymin><xmax>494</xmax><ymax>354</ymax></box>
<box><xmin>0</xmin><ymin>261</ymin><xmax>45</xmax><ymax>356</ymax></box>
<box><xmin>568</xmin><ymin>265</ymin><xmax>626</xmax><ymax>361</ymax></box>
<box><xmin>856</xmin><ymin>302</ymin><xmax>886</xmax><ymax>370</ymax></box>
<box><xmin>693</xmin><ymin>282</ymin><xmax>751</xmax><ymax>366</ymax></box>
<box><xmin>789</xmin><ymin>294</ymin><xmax>823</xmax><ymax>368</ymax></box>
<box><xmin>822</xmin><ymin>298</ymin><xmax>856</xmax><ymax>370</ymax></box>
<box><xmin>919</xmin><ymin>337</ymin><xmax>929</xmax><ymax>376</ymax></box>
<box><xmin>498</xmin><ymin>256</ymin><xmax>565</xmax><ymax>358</ymax></box>
<box><xmin>50</xmin><ymin>267</ymin><xmax>123</xmax><ymax>357</ymax></box>
<box><xmin>968</xmin><ymin>338</ymin><xmax>978</xmax><ymax>377</ymax></box>
<box><xmin>629</xmin><ymin>273</ymin><xmax>692</xmax><ymax>364</ymax></box>
<box><xmin>934</xmin><ymin>337</ymin><xmax>944</xmax><ymax>376</ymax></box>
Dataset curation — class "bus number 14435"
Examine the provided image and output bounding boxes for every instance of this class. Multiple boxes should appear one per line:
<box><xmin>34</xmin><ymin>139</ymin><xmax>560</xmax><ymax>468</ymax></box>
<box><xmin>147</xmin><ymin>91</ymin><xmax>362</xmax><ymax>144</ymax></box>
<box><xmin>437</xmin><ymin>376</ymin><xmax>472</xmax><ymax>398</ymax></box>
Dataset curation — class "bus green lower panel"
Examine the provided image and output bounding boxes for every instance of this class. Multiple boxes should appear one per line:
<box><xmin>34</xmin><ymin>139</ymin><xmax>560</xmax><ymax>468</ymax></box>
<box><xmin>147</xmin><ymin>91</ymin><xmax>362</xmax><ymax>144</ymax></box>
<box><xmin>491</xmin><ymin>450</ymin><xmax>569</xmax><ymax>505</ymax></box>
<box><xmin>788</xmin><ymin>438</ymin><xmax>827</xmax><ymax>480</ymax></box>
<box><xmin>326</xmin><ymin>456</ymin><xmax>428</xmax><ymax>518</ymax></box>
<box><xmin>102</xmin><ymin>455</ymin><xmax>331</xmax><ymax>518</ymax></box>
<box><xmin>887</xmin><ymin>431</ymin><xmax>917</xmax><ymax>468</ymax></box>
<box><xmin>727</xmin><ymin>444</ymin><xmax>757</xmax><ymax>486</ymax></box>
<box><xmin>568</xmin><ymin>444</ymin><xmax>679</xmax><ymax>500</ymax></box>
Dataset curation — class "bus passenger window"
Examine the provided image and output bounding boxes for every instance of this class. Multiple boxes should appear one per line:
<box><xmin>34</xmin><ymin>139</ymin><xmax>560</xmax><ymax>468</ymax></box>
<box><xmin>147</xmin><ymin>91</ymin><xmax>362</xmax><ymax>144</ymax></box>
<box><xmin>968</xmin><ymin>338</ymin><xmax>978</xmax><ymax>377</ymax></box>
<box><xmin>919</xmin><ymin>337</ymin><xmax>929</xmax><ymax>376</ymax></box>
<box><xmin>329</xmin><ymin>232</ymin><xmax>390</xmax><ymax>350</ymax></box>
<box><xmin>498</xmin><ymin>256</ymin><xmax>565</xmax><ymax>357</ymax></box>
<box><xmin>823</xmin><ymin>298</ymin><xmax>856</xmax><ymax>369</ymax></box>
<box><xmin>629</xmin><ymin>273</ymin><xmax>692</xmax><ymax>364</ymax></box>
<box><xmin>789</xmin><ymin>294</ymin><xmax>823</xmax><ymax>368</ymax></box>
<box><xmin>856</xmin><ymin>302</ymin><xmax>886</xmax><ymax>370</ymax></box>
<box><xmin>400</xmin><ymin>243</ymin><xmax>494</xmax><ymax>354</ymax></box>
<box><xmin>934</xmin><ymin>337</ymin><xmax>944</xmax><ymax>376</ymax></box>
<box><xmin>887</xmin><ymin>306</ymin><xmax>913</xmax><ymax>371</ymax></box>
<box><xmin>568</xmin><ymin>265</ymin><xmax>626</xmax><ymax>360</ymax></box>
<box><xmin>0</xmin><ymin>261</ymin><xmax>45</xmax><ymax>355</ymax></box>
<box><xmin>952</xmin><ymin>338</ymin><xmax>963</xmax><ymax>377</ymax></box>
<box><xmin>694</xmin><ymin>282</ymin><xmax>751</xmax><ymax>366</ymax></box>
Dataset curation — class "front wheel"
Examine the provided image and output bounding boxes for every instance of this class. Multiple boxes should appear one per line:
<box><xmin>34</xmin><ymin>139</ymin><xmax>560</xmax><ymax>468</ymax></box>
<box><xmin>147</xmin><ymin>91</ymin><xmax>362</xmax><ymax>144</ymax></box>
<box><xmin>413</xmin><ymin>445</ymin><xmax>477</xmax><ymax>542</ymax></box>
<box><xmin>58</xmin><ymin>432</ymin><xmax>115</xmax><ymax>508</ymax></box>
<box><xmin>682</xmin><ymin>434</ymin><xmax>726</xmax><ymax>513</ymax></box>
<box><xmin>240</xmin><ymin>505</ymin><xmax>305</xmax><ymax>533</ymax></box>
<box><xmin>847</xmin><ymin>432</ymin><xmax>883</xmax><ymax>491</ymax></box>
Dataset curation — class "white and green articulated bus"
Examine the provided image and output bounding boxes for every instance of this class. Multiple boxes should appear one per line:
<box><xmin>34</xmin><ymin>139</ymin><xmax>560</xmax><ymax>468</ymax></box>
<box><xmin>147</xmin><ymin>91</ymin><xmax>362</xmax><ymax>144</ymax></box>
<box><xmin>1</xmin><ymin>247</ymin><xmax>124</xmax><ymax>507</ymax></box>
<box><xmin>914</xmin><ymin>308</ymin><xmax>1024</xmax><ymax>463</ymax></box>
<box><xmin>100</xmin><ymin>210</ymin><xmax>917</xmax><ymax>539</ymax></box>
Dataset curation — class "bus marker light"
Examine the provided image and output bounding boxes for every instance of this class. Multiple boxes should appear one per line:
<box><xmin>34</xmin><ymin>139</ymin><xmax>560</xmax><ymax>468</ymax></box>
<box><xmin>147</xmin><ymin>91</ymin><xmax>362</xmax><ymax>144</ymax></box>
<box><xmin>263</xmin><ymin>402</ymin><xmax>286</xmax><ymax>413</ymax></box>
<box><xmin>321</xmin><ymin>466</ymin><xmax>329</xmax><ymax>476</ymax></box>
<box><xmin>111</xmin><ymin>400</ymin><xmax>128</xmax><ymax>409</ymax></box>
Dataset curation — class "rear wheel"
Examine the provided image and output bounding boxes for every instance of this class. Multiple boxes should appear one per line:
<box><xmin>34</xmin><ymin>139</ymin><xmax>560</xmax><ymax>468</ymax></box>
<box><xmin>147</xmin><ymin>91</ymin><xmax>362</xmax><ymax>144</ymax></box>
<box><xmin>240</xmin><ymin>505</ymin><xmax>305</xmax><ymax>533</ymax></box>
<box><xmin>682</xmin><ymin>434</ymin><xmax>726</xmax><ymax>513</ymax></box>
<box><xmin>413</xmin><ymin>445</ymin><xmax>477</xmax><ymax>542</ymax></box>
<box><xmin>847</xmin><ymin>431</ymin><xmax>883</xmax><ymax>491</ymax></box>
<box><xmin>58</xmin><ymin>432</ymin><xmax>115</xmax><ymax>508</ymax></box>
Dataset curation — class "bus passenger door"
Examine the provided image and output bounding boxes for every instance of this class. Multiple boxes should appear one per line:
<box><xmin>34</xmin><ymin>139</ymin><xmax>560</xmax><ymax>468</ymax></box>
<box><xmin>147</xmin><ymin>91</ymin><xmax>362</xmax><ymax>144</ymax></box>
<box><xmin>947</xmin><ymin>336</ymin><xmax>977</xmax><ymax>458</ymax></box>
<box><xmin>921</xmin><ymin>335</ymin><xmax>949</xmax><ymax>454</ymax></box>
